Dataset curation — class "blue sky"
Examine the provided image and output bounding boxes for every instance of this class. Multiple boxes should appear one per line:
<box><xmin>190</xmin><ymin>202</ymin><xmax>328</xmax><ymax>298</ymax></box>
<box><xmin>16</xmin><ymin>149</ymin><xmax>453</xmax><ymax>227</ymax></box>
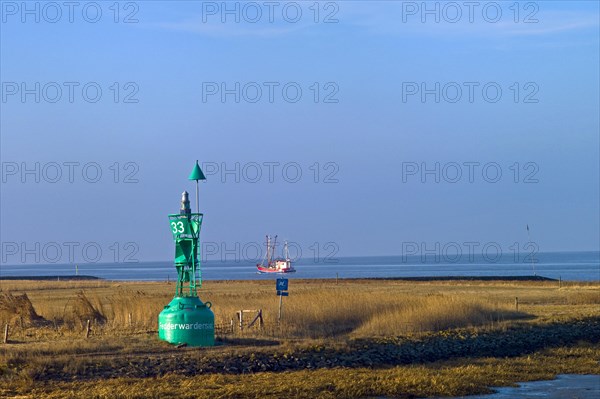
<box><xmin>1</xmin><ymin>1</ymin><xmax>599</xmax><ymax>264</ymax></box>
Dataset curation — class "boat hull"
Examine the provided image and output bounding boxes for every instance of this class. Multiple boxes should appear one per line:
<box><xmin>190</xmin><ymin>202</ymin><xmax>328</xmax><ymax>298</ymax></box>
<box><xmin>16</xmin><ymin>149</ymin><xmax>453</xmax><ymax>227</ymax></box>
<box><xmin>257</xmin><ymin>265</ymin><xmax>296</xmax><ymax>274</ymax></box>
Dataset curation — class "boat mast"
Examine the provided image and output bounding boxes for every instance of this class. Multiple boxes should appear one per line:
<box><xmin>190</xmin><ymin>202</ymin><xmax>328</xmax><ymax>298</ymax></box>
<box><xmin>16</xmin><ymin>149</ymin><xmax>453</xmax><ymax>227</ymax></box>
<box><xmin>273</xmin><ymin>235</ymin><xmax>278</xmax><ymax>261</ymax></box>
<box><xmin>266</xmin><ymin>235</ymin><xmax>270</xmax><ymax>266</ymax></box>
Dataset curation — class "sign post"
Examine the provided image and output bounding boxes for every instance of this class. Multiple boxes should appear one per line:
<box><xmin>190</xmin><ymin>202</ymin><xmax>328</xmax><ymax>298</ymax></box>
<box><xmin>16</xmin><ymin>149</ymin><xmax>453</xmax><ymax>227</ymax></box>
<box><xmin>276</xmin><ymin>278</ymin><xmax>289</xmax><ymax>321</ymax></box>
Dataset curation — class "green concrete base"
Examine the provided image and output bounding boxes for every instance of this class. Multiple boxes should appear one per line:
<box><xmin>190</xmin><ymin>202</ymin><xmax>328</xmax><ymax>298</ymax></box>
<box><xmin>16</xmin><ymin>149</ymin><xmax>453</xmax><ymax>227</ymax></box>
<box><xmin>158</xmin><ymin>296</ymin><xmax>215</xmax><ymax>347</ymax></box>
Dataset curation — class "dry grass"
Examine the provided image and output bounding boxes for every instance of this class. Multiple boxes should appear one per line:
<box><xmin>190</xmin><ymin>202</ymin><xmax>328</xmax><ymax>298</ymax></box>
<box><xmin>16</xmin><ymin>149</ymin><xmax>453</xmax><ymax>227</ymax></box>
<box><xmin>1</xmin><ymin>279</ymin><xmax>599</xmax><ymax>398</ymax></box>
<box><xmin>0</xmin><ymin>292</ymin><xmax>44</xmax><ymax>328</ymax></box>
<box><xmin>0</xmin><ymin>279</ymin><xmax>545</xmax><ymax>339</ymax></box>
<box><xmin>353</xmin><ymin>294</ymin><xmax>524</xmax><ymax>336</ymax></box>
<box><xmin>1</xmin><ymin>279</ymin><xmax>599</xmax><ymax>340</ymax></box>
<box><xmin>563</xmin><ymin>289</ymin><xmax>600</xmax><ymax>305</ymax></box>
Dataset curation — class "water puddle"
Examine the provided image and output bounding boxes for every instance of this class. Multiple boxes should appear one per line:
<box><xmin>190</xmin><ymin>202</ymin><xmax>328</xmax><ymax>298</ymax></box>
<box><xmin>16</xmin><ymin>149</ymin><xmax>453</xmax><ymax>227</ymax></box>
<box><xmin>453</xmin><ymin>374</ymin><xmax>599</xmax><ymax>398</ymax></box>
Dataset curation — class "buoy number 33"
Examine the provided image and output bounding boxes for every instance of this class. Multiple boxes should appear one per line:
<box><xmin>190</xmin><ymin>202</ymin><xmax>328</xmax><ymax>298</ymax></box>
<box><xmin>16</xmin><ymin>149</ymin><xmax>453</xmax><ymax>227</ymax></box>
<box><xmin>171</xmin><ymin>221</ymin><xmax>185</xmax><ymax>234</ymax></box>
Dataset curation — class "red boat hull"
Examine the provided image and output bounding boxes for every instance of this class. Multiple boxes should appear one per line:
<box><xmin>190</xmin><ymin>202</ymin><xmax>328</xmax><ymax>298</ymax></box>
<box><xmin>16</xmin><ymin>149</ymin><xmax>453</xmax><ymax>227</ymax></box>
<box><xmin>257</xmin><ymin>264</ymin><xmax>296</xmax><ymax>273</ymax></box>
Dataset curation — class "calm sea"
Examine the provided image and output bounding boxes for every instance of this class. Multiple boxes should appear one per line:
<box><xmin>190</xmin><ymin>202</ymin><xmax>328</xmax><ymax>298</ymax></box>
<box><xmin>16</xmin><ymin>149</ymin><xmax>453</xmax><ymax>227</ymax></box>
<box><xmin>1</xmin><ymin>251</ymin><xmax>598</xmax><ymax>282</ymax></box>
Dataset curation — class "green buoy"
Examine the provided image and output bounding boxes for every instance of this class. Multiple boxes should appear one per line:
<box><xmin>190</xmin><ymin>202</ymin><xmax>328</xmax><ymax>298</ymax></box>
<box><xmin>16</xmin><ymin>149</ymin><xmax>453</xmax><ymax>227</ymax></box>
<box><xmin>158</xmin><ymin>161</ymin><xmax>214</xmax><ymax>347</ymax></box>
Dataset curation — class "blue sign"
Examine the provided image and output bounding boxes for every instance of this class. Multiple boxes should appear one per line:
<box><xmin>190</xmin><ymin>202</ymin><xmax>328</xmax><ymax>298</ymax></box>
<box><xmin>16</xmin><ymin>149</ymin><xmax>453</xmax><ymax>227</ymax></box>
<box><xmin>277</xmin><ymin>291</ymin><xmax>289</xmax><ymax>296</ymax></box>
<box><xmin>276</xmin><ymin>278</ymin><xmax>288</xmax><ymax>291</ymax></box>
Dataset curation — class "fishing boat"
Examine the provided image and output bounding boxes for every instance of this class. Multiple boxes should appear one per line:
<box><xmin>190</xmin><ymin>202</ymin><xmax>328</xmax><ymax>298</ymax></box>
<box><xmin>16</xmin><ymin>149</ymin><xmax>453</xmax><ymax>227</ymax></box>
<box><xmin>257</xmin><ymin>235</ymin><xmax>296</xmax><ymax>274</ymax></box>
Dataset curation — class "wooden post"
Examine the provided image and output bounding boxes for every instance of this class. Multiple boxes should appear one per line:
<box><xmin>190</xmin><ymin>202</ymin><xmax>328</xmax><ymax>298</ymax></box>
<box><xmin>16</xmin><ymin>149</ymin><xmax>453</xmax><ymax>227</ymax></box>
<box><xmin>128</xmin><ymin>313</ymin><xmax>132</xmax><ymax>327</ymax></box>
<box><xmin>85</xmin><ymin>320</ymin><xmax>91</xmax><ymax>338</ymax></box>
<box><xmin>514</xmin><ymin>297</ymin><xmax>519</xmax><ymax>311</ymax></box>
<box><xmin>238</xmin><ymin>311</ymin><xmax>243</xmax><ymax>330</ymax></box>
<box><xmin>3</xmin><ymin>324</ymin><xmax>8</xmax><ymax>344</ymax></box>
<box><xmin>230</xmin><ymin>319</ymin><xmax>234</xmax><ymax>334</ymax></box>
<box><xmin>259</xmin><ymin>309</ymin><xmax>264</xmax><ymax>329</ymax></box>
<box><xmin>336</xmin><ymin>273</ymin><xmax>339</xmax><ymax>285</ymax></box>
